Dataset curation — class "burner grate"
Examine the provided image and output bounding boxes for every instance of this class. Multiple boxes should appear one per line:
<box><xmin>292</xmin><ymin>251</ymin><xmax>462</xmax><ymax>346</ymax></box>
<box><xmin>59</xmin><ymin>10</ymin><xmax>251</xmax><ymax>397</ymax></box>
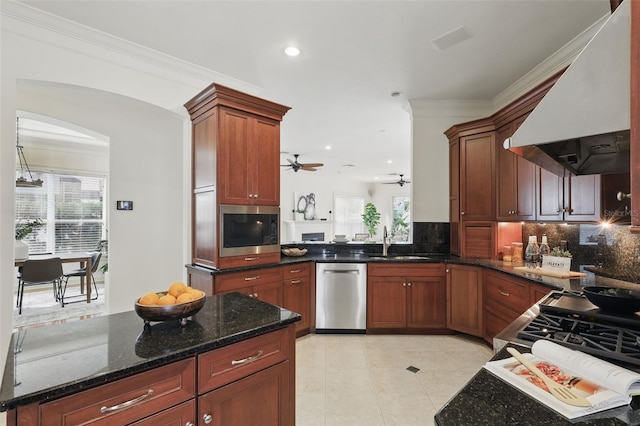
<box><xmin>517</xmin><ymin>312</ymin><xmax>640</xmax><ymax>367</ymax></box>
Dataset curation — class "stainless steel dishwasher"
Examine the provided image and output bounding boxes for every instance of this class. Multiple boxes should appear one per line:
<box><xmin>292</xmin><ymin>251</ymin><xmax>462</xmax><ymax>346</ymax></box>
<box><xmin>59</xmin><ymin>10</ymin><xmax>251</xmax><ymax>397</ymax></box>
<box><xmin>315</xmin><ymin>263</ymin><xmax>367</xmax><ymax>333</ymax></box>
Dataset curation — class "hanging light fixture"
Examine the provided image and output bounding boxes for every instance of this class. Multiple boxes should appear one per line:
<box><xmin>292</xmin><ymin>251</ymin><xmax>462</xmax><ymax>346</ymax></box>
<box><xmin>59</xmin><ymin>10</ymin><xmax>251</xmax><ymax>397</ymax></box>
<box><xmin>15</xmin><ymin>117</ymin><xmax>43</xmax><ymax>188</ymax></box>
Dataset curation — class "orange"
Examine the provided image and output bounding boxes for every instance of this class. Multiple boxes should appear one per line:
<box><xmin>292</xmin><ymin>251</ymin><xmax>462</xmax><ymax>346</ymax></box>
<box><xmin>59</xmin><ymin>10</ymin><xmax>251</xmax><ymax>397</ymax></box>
<box><xmin>176</xmin><ymin>293</ymin><xmax>194</xmax><ymax>304</ymax></box>
<box><xmin>186</xmin><ymin>287</ymin><xmax>203</xmax><ymax>298</ymax></box>
<box><xmin>158</xmin><ymin>294</ymin><xmax>177</xmax><ymax>305</ymax></box>
<box><xmin>168</xmin><ymin>282</ymin><xmax>187</xmax><ymax>298</ymax></box>
<box><xmin>138</xmin><ymin>292</ymin><xmax>160</xmax><ymax>306</ymax></box>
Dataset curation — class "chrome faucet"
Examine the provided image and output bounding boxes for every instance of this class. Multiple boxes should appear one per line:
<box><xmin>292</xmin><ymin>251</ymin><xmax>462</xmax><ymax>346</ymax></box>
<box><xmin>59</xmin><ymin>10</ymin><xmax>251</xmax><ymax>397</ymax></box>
<box><xmin>382</xmin><ymin>226</ymin><xmax>391</xmax><ymax>256</ymax></box>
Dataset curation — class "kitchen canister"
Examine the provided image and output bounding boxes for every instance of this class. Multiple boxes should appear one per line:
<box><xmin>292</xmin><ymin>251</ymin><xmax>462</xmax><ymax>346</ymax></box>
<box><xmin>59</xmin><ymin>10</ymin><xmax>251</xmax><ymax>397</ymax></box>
<box><xmin>512</xmin><ymin>242</ymin><xmax>523</xmax><ymax>263</ymax></box>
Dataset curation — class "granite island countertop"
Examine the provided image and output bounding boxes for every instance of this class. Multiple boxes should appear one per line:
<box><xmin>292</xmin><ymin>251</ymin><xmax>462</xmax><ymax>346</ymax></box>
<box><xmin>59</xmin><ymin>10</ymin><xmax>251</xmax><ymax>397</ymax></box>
<box><xmin>0</xmin><ymin>292</ymin><xmax>300</xmax><ymax>412</ymax></box>
<box><xmin>435</xmin><ymin>343</ymin><xmax>640</xmax><ymax>426</ymax></box>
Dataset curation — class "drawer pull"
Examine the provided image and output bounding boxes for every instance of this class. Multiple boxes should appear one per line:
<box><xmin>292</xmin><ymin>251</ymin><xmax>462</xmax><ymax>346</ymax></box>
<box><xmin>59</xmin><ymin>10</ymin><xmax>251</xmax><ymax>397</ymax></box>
<box><xmin>244</xmin><ymin>276</ymin><xmax>259</xmax><ymax>281</ymax></box>
<box><xmin>244</xmin><ymin>256</ymin><xmax>260</xmax><ymax>261</ymax></box>
<box><xmin>290</xmin><ymin>269</ymin><xmax>302</xmax><ymax>273</ymax></box>
<box><xmin>203</xmin><ymin>413</ymin><xmax>213</xmax><ymax>424</ymax></box>
<box><xmin>498</xmin><ymin>289</ymin><xmax>510</xmax><ymax>297</ymax></box>
<box><xmin>231</xmin><ymin>350</ymin><xmax>264</xmax><ymax>366</ymax></box>
<box><xmin>290</xmin><ymin>279</ymin><xmax>301</xmax><ymax>284</ymax></box>
<box><xmin>100</xmin><ymin>389</ymin><xmax>153</xmax><ymax>413</ymax></box>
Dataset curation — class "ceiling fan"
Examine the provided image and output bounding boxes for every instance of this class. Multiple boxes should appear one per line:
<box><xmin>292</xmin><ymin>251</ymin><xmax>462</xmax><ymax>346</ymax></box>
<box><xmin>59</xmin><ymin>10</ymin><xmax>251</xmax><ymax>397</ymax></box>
<box><xmin>383</xmin><ymin>174</ymin><xmax>411</xmax><ymax>187</ymax></box>
<box><xmin>281</xmin><ymin>154</ymin><xmax>324</xmax><ymax>172</ymax></box>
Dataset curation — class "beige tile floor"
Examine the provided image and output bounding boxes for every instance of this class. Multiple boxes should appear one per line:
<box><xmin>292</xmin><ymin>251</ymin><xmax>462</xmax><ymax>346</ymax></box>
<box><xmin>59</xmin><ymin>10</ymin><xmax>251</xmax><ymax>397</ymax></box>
<box><xmin>296</xmin><ymin>333</ymin><xmax>494</xmax><ymax>426</ymax></box>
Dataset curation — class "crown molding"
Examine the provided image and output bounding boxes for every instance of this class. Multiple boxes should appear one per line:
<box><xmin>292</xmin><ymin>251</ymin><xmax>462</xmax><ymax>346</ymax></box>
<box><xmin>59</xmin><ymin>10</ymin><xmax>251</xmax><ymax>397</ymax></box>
<box><xmin>1</xmin><ymin>1</ymin><xmax>262</xmax><ymax>109</ymax></box>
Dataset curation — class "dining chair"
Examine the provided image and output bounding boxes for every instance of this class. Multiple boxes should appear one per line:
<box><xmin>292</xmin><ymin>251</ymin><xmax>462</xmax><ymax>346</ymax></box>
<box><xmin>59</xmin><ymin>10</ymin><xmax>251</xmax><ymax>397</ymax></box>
<box><xmin>17</xmin><ymin>257</ymin><xmax>63</xmax><ymax>314</ymax></box>
<box><xmin>59</xmin><ymin>251</ymin><xmax>101</xmax><ymax>306</ymax></box>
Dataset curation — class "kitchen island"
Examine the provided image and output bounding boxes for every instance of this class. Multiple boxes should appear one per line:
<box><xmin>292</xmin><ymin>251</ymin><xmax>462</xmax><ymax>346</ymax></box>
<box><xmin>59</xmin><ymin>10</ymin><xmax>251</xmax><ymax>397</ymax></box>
<box><xmin>0</xmin><ymin>292</ymin><xmax>300</xmax><ymax>425</ymax></box>
<box><xmin>435</xmin><ymin>294</ymin><xmax>640</xmax><ymax>426</ymax></box>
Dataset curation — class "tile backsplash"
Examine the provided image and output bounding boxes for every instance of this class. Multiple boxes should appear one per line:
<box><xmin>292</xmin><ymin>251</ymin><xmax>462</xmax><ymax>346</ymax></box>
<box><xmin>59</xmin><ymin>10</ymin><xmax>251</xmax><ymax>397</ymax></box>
<box><xmin>412</xmin><ymin>222</ymin><xmax>450</xmax><ymax>254</ymax></box>
<box><xmin>521</xmin><ymin>223</ymin><xmax>640</xmax><ymax>283</ymax></box>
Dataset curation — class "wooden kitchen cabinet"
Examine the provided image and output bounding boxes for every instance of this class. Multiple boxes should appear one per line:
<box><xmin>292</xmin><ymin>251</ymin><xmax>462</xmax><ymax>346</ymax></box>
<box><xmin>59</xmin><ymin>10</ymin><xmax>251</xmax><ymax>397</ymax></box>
<box><xmin>39</xmin><ymin>358</ymin><xmax>196</xmax><ymax>426</ymax></box>
<box><xmin>460</xmin><ymin>131</ymin><xmax>496</xmax><ymax>221</ymax></box>
<box><xmin>483</xmin><ymin>270</ymin><xmax>530</xmax><ymax>342</ymax></box>
<box><xmin>282</xmin><ymin>263</ymin><xmax>311</xmax><ymax>335</ymax></box>
<box><xmin>537</xmin><ymin>168</ymin><xmax>601</xmax><ymax>221</ymax></box>
<box><xmin>198</xmin><ymin>362</ymin><xmax>292</xmax><ymax>426</ymax></box>
<box><xmin>496</xmin><ymin>118</ymin><xmax>536</xmax><ymax>221</ymax></box>
<box><xmin>446</xmin><ymin>124</ymin><xmax>496</xmax><ymax>258</ymax></box>
<box><xmin>215</xmin><ymin>266</ymin><xmax>284</xmax><ymax>306</ymax></box>
<box><xmin>217</xmin><ymin>107</ymin><xmax>281</xmax><ymax>206</ymax></box>
<box><xmin>631</xmin><ymin>0</ymin><xmax>639</xmax><ymax>233</ymax></box>
<box><xmin>197</xmin><ymin>325</ymin><xmax>295</xmax><ymax>426</ymax></box>
<box><xmin>601</xmin><ymin>172</ymin><xmax>632</xmax><ymax>224</ymax></box>
<box><xmin>129</xmin><ymin>400</ymin><xmax>195</xmax><ymax>426</ymax></box>
<box><xmin>184</xmin><ymin>83</ymin><xmax>290</xmax><ymax>269</ymax></box>
<box><xmin>367</xmin><ymin>263</ymin><xmax>447</xmax><ymax>331</ymax></box>
<box><xmin>446</xmin><ymin>264</ymin><xmax>483</xmax><ymax>337</ymax></box>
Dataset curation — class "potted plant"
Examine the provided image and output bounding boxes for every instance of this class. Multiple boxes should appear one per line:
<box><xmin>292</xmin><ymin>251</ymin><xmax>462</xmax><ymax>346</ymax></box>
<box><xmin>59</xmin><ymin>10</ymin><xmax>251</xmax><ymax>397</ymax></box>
<box><xmin>15</xmin><ymin>218</ymin><xmax>44</xmax><ymax>260</ymax></box>
<box><xmin>541</xmin><ymin>246</ymin><xmax>572</xmax><ymax>272</ymax></box>
<box><xmin>361</xmin><ymin>202</ymin><xmax>381</xmax><ymax>239</ymax></box>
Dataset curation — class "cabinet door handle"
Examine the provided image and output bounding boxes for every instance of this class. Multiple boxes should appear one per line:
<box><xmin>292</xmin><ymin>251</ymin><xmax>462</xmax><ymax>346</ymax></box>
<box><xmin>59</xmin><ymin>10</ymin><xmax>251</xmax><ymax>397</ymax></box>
<box><xmin>231</xmin><ymin>350</ymin><xmax>264</xmax><ymax>366</ymax></box>
<box><xmin>498</xmin><ymin>289</ymin><xmax>510</xmax><ymax>297</ymax></box>
<box><xmin>461</xmin><ymin>211</ymin><xmax>466</xmax><ymax>215</ymax></box>
<box><xmin>100</xmin><ymin>389</ymin><xmax>153</xmax><ymax>413</ymax></box>
<box><xmin>402</xmin><ymin>282</ymin><xmax>406</xmax><ymax>287</ymax></box>
<box><xmin>186</xmin><ymin>422</ymin><xmax>195</xmax><ymax>426</ymax></box>
<box><xmin>290</xmin><ymin>269</ymin><xmax>302</xmax><ymax>273</ymax></box>
<box><xmin>244</xmin><ymin>256</ymin><xmax>260</xmax><ymax>261</ymax></box>
<box><xmin>407</xmin><ymin>282</ymin><xmax>411</xmax><ymax>287</ymax></box>
<box><xmin>290</xmin><ymin>279</ymin><xmax>301</xmax><ymax>284</ymax></box>
<box><xmin>203</xmin><ymin>413</ymin><xmax>213</xmax><ymax>424</ymax></box>
<box><xmin>244</xmin><ymin>276</ymin><xmax>259</xmax><ymax>281</ymax></box>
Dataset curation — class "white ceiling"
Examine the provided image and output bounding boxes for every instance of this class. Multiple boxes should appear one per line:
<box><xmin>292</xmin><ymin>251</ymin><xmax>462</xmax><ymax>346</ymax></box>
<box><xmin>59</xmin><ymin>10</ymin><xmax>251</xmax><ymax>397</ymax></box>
<box><xmin>19</xmin><ymin>0</ymin><xmax>610</xmax><ymax>183</ymax></box>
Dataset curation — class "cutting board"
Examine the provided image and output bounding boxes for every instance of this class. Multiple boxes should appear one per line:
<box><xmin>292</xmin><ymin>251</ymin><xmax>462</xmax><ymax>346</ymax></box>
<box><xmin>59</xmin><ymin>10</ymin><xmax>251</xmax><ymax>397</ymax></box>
<box><xmin>513</xmin><ymin>266</ymin><xmax>587</xmax><ymax>279</ymax></box>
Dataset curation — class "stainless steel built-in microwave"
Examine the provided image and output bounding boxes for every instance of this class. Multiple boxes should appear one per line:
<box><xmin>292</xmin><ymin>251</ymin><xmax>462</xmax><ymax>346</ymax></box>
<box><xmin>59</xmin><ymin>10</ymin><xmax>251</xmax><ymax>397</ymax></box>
<box><xmin>219</xmin><ymin>205</ymin><xmax>280</xmax><ymax>257</ymax></box>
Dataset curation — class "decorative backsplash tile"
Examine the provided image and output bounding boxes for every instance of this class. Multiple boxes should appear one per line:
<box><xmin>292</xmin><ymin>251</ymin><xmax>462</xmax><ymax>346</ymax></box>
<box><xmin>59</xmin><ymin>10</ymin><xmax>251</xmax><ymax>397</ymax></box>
<box><xmin>521</xmin><ymin>223</ymin><xmax>640</xmax><ymax>283</ymax></box>
<box><xmin>412</xmin><ymin>222</ymin><xmax>450</xmax><ymax>254</ymax></box>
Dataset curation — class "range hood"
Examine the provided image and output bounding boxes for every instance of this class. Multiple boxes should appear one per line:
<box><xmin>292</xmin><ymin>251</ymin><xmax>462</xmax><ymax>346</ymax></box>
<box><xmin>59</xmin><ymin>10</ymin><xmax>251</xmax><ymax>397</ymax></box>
<box><xmin>505</xmin><ymin>0</ymin><xmax>630</xmax><ymax>177</ymax></box>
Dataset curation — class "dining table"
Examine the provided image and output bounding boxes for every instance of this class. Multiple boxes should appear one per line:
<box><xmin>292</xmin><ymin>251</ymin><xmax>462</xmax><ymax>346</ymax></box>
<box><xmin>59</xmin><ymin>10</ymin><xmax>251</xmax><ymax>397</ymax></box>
<box><xmin>15</xmin><ymin>252</ymin><xmax>94</xmax><ymax>303</ymax></box>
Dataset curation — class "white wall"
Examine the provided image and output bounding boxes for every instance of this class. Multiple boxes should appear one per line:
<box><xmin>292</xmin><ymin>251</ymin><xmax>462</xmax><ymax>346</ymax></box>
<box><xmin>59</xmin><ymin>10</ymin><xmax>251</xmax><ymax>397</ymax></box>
<box><xmin>17</xmin><ymin>80</ymin><xmax>185</xmax><ymax>312</ymax></box>
<box><xmin>0</xmin><ymin>5</ymin><xmax>211</xmax><ymax>370</ymax></box>
<box><xmin>280</xmin><ymin>171</ymin><xmax>371</xmax><ymax>241</ymax></box>
<box><xmin>409</xmin><ymin>100</ymin><xmax>494</xmax><ymax>223</ymax></box>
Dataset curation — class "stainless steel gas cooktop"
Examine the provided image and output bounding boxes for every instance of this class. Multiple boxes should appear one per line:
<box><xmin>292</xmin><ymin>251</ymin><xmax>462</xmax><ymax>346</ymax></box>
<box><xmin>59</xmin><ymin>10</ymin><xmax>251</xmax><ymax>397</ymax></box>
<box><xmin>516</xmin><ymin>291</ymin><xmax>640</xmax><ymax>368</ymax></box>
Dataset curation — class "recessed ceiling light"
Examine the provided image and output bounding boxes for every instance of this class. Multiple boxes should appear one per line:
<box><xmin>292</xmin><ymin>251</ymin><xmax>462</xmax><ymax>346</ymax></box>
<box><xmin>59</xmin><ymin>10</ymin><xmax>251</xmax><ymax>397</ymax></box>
<box><xmin>387</xmin><ymin>160</ymin><xmax>393</xmax><ymax>164</ymax></box>
<box><xmin>284</xmin><ymin>46</ymin><xmax>301</xmax><ymax>57</ymax></box>
<box><xmin>325</xmin><ymin>145</ymin><xmax>332</xmax><ymax>150</ymax></box>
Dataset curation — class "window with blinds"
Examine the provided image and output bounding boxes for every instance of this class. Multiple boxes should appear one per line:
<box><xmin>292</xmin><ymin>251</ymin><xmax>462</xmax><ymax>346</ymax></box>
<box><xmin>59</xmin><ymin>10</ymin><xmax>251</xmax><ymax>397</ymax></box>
<box><xmin>15</xmin><ymin>171</ymin><xmax>106</xmax><ymax>254</ymax></box>
<box><xmin>333</xmin><ymin>194</ymin><xmax>365</xmax><ymax>239</ymax></box>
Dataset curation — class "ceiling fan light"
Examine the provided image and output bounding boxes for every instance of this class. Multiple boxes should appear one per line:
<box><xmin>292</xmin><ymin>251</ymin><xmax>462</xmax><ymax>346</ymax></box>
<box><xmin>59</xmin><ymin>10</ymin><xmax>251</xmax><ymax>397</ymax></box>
<box><xmin>15</xmin><ymin>117</ymin><xmax>44</xmax><ymax>188</ymax></box>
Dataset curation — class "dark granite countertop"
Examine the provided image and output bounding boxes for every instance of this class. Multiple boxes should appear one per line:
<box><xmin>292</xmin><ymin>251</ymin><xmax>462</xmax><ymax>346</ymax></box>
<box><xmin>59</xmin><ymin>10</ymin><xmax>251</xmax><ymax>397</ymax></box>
<box><xmin>435</xmin><ymin>343</ymin><xmax>640</xmax><ymax>426</ymax></box>
<box><xmin>0</xmin><ymin>292</ymin><xmax>300</xmax><ymax>412</ymax></box>
<box><xmin>187</xmin><ymin>250</ymin><xmax>640</xmax><ymax>294</ymax></box>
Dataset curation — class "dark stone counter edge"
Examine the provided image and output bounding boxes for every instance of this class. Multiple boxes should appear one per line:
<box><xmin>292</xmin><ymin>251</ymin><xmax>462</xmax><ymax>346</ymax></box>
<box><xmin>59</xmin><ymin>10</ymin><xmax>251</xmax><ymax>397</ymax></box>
<box><xmin>0</xmin><ymin>316</ymin><xmax>300</xmax><ymax>412</ymax></box>
<box><xmin>186</xmin><ymin>255</ymin><xmax>574</xmax><ymax>291</ymax></box>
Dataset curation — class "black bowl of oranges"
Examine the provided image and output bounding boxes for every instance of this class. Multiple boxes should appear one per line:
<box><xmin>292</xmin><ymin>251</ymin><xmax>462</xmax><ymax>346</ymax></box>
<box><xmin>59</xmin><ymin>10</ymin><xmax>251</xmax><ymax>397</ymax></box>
<box><xmin>134</xmin><ymin>282</ymin><xmax>206</xmax><ymax>326</ymax></box>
